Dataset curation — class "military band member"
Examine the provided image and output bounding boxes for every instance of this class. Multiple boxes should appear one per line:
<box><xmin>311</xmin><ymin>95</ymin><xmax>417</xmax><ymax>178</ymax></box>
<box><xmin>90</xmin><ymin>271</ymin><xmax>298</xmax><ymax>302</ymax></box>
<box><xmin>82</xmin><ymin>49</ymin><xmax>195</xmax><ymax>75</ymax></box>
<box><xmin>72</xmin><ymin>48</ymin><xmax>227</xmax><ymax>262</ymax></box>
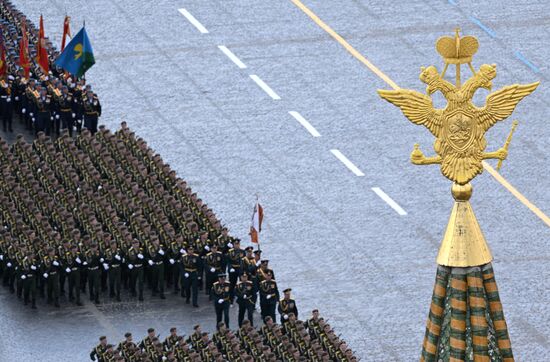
<box><xmin>42</xmin><ymin>247</ymin><xmax>61</xmax><ymax>308</ymax></box>
<box><xmin>205</xmin><ymin>243</ymin><xmax>224</xmax><ymax>298</ymax></box>
<box><xmin>278</xmin><ymin>288</ymin><xmax>298</xmax><ymax>326</ymax></box>
<box><xmin>235</xmin><ymin>272</ymin><xmax>256</xmax><ymax>327</ymax></box>
<box><xmin>147</xmin><ymin>238</ymin><xmax>166</xmax><ymax>299</ymax></box>
<box><xmin>90</xmin><ymin>335</ymin><xmax>108</xmax><ymax>361</ymax></box>
<box><xmin>65</xmin><ymin>244</ymin><xmax>83</xmax><ymax>306</ymax></box>
<box><xmin>126</xmin><ymin>239</ymin><xmax>144</xmax><ymax>301</ymax></box>
<box><xmin>82</xmin><ymin>88</ymin><xmax>101</xmax><ymax>135</ymax></box>
<box><xmin>86</xmin><ymin>242</ymin><xmax>102</xmax><ymax>304</ymax></box>
<box><xmin>211</xmin><ymin>273</ymin><xmax>231</xmax><ymax>328</ymax></box>
<box><xmin>181</xmin><ymin>245</ymin><xmax>199</xmax><ymax>307</ymax></box>
<box><xmin>259</xmin><ymin>272</ymin><xmax>279</xmax><ymax>323</ymax></box>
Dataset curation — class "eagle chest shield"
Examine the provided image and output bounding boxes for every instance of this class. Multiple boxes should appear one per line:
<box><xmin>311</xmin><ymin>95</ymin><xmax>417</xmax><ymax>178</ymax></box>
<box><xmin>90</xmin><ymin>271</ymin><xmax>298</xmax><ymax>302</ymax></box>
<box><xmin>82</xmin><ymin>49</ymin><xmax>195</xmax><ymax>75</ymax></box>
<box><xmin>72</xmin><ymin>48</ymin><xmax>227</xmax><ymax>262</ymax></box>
<box><xmin>443</xmin><ymin>109</ymin><xmax>475</xmax><ymax>152</ymax></box>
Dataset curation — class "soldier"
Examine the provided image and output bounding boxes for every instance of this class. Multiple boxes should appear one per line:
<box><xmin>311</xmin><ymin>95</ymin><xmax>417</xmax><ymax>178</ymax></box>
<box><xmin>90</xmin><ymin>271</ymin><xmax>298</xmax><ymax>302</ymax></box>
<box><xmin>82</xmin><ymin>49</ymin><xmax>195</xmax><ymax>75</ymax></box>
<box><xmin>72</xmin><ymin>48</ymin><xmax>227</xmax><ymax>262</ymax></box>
<box><xmin>116</xmin><ymin>332</ymin><xmax>136</xmax><ymax>359</ymax></box>
<box><xmin>278</xmin><ymin>288</ymin><xmax>298</xmax><ymax>326</ymax></box>
<box><xmin>0</xmin><ymin>75</ymin><xmax>13</xmax><ymax>132</ymax></box>
<box><xmin>167</xmin><ymin>236</ymin><xmax>184</xmax><ymax>294</ymax></box>
<box><xmin>24</xmin><ymin>78</ymin><xmax>38</xmax><ymax>130</ymax></box>
<box><xmin>163</xmin><ymin>327</ymin><xmax>179</xmax><ymax>351</ymax></box>
<box><xmin>235</xmin><ymin>272</ymin><xmax>256</xmax><ymax>327</ymax></box>
<box><xmin>194</xmin><ymin>231</ymin><xmax>209</xmax><ymax>291</ymax></box>
<box><xmin>211</xmin><ymin>273</ymin><xmax>231</xmax><ymax>328</ymax></box>
<box><xmin>85</xmin><ymin>243</ymin><xmax>102</xmax><ymax>304</ymax></box>
<box><xmin>105</xmin><ymin>240</ymin><xmax>124</xmax><ymax>301</ymax></box>
<box><xmin>126</xmin><ymin>239</ymin><xmax>144</xmax><ymax>301</ymax></box>
<box><xmin>187</xmin><ymin>324</ymin><xmax>202</xmax><ymax>349</ymax></box>
<box><xmin>147</xmin><ymin>238</ymin><xmax>166</xmax><ymax>299</ymax></box>
<box><xmin>65</xmin><ymin>244</ymin><xmax>83</xmax><ymax>306</ymax></box>
<box><xmin>138</xmin><ymin>327</ymin><xmax>156</xmax><ymax>353</ymax></box>
<box><xmin>90</xmin><ymin>335</ymin><xmax>108</xmax><ymax>361</ymax></box>
<box><xmin>57</xmin><ymin>85</ymin><xmax>75</xmax><ymax>136</ymax></box>
<box><xmin>204</xmin><ymin>243</ymin><xmax>224</xmax><ymax>298</ymax></box>
<box><xmin>82</xmin><ymin>88</ymin><xmax>101</xmax><ymax>135</ymax></box>
<box><xmin>34</xmin><ymin>87</ymin><xmax>51</xmax><ymax>135</ymax></box>
<box><xmin>258</xmin><ymin>259</ymin><xmax>275</xmax><ymax>283</ymax></box>
<box><xmin>226</xmin><ymin>238</ymin><xmax>244</xmax><ymax>303</ymax></box>
<box><xmin>42</xmin><ymin>247</ymin><xmax>61</xmax><ymax>308</ymax></box>
<box><xmin>259</xmin><ymin>272</ymin><xmax>279</xmax><ymax>323</ymax></box>
<box><xmin>181</xmin><ymin>245</ymin><xmax>199</xmax><ymax>307</ymax></box>
<box><xmin>21</xmin><ymin>251</ymin><xmax>38</xmax><ymax>309</ymax></box>
<box><xmin>58</xmin><ymin>239</ymin><xmax>72</xmax><ymax>296</ymax></box>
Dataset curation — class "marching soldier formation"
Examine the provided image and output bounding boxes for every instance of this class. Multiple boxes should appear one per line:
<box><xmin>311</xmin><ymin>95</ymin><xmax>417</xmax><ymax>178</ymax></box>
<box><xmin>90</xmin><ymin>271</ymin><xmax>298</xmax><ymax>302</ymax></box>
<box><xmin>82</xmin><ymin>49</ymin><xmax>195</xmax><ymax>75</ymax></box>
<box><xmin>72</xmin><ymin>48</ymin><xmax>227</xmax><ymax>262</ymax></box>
<box><xmin>89</xmin><ymin>309</ymin><xmax>357</xmax><ymax>362</ymax></box>
<box><xmin>0</xmin><ymin>1</ymin><xmax>101</xmax><ymax>137</ymax></box>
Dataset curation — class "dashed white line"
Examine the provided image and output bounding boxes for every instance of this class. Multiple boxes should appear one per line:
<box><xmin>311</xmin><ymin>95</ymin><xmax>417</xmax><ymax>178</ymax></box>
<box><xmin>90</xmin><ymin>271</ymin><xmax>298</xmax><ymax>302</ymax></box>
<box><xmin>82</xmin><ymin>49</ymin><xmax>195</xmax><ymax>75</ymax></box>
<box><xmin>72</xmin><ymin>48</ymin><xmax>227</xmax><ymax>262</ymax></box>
<box><xmin>178</xmin><ymin>8</ymin><xmax>209</xmax><ymax>34</ymax></box>
<box><xmin>371</xmin><ymin>187</ymin><xmax>407</xmax><ymax>215</ymax></box>
<box><xmin>249</xmin><ymin>75</ymin><xmax>281</xmax><ymax>100</ymax></box>
<box><xmin>218</xmin><ymin>45</ymin><xmax>247</xmax><ymax>69</ymax></box>
<box><xmin>289</xmin><ymin>111</ymin><xmax>321</xmax><ymax>137</ymax></box>
<box><xmin>330</xmin><ymin>149</ymin><xmax>364</xmax><ymax>176</ymax></box>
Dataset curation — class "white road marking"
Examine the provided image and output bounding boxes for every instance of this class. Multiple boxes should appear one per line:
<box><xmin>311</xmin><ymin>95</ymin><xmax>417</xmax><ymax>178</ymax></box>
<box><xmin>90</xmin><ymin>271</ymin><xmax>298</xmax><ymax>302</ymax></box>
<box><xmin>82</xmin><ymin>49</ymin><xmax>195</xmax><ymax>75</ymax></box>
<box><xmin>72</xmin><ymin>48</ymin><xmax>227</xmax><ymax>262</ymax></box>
<box><xmin>249</xmin><ymin>75</ymin><xmax>281</xmax><ymax>100</ymax></box>
<box><xmin>371</xmin><ymin>187</ymin><xmax>407</xmax><ymax>215</ymax></box>
<box><xmin>330</xmin><ymin>149</ymin><xmax>364</xmax><ymax>176</ymax></box>
<box><xmin>218</xmin><ymin>45</ymin><xmax>247</xmax><ymax>69</ymax></box>
<box><xmin>178</xmin><ymin>8</ymin><xmax>209</xmax><ymax>34</ymax></box>
<box><xmin>289</xmin><ymin>111</ymin><xmax>321</xmax><ymax>137</ymax></box>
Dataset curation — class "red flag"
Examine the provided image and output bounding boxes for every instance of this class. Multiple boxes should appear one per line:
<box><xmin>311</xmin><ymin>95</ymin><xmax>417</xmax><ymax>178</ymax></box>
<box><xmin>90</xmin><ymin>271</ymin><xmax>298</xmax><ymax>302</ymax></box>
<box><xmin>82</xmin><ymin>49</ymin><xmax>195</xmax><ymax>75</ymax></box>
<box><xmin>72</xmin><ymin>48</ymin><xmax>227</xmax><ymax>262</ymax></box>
<box><xmin>250</xmin><ymin>202</ymin><xmax>263</xmax><ymax>244</ymax></box>
<box><xmin>19</xmin><ymin>23</ymin><xmax>30</xmax><ymax>78</ymax></box>
<box><xmin>36</xmin><ymin>15</ymin><xmax>49</xmax><ymax>73</ymax></box>
<box><xmin>0</xmin><ymin>31</ymin><xmax>6</xmax><ymax>77</ymax></box>
<box><xmin>61</xmin><ymin>15</ymin><xmax>71</xmax><ymax>51</ymax></box>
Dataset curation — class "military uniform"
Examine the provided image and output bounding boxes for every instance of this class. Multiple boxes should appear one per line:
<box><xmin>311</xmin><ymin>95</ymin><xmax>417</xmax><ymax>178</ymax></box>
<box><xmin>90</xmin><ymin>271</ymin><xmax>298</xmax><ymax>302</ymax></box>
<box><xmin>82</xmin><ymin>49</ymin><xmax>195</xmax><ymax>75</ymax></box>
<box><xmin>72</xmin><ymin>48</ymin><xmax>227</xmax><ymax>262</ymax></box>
<box><xmin>65</xmin><ymin>250</ymin><xmax>83</xmax><ymax>305</ymax></box>
<box><xmin>0</xmin><ymin>78</ymin><xmax>13</xmax><ymax>132</ymax></box>
<box><xmin>211</xmin><ymin>276</ymin><xmax>231</xmax><ymax>328</ymax></box>
<box><xmin>126</xmin><ymin>244</ymin><xmax>145</xmax><ymax>301</ymax></box>
<box><xmin>204</xmin><ymin>248</ymin><xmax>224</xmax><ymax>297</ymax></box>
<box><xmin>57</xmin><ymin>89</ymin><xmax>75</xmax><ymax>136</ymax></box>
<box><xmin>82</xmin><ymin>92</ymin><xmax>101</xmax><ymax>134</ymax></box>
<box><xmin>181</xmin><ymin>251</ymin><xmax>199</xmax><ymax>306</ymax></box>
<box><xmin>259</xmin><ymin>279</ymin><xmax>279</xmax><ymax>323</ymax></box>
<box><xmin>21</xmin><ymin>255</ymin><xmax>38</xmax><ymax>308</ymax></box>
<box><xmin>147</xmin><ymin>243</ymin><xmax>165</xmax><ymax>299</ymax></box>
<box><xmin>236</xmin><ymin>278</ymin><xmax>256</xmax><ymax>327</ymax></box>
<box><xmin>278</xmin><ymin>296</ymin><xmax>298</xmax><ymax>326</ymax></box>
<box><xmin>226</xmin><ymin>246</ymin><xmax>244</xmax><ymax>301</ymax></box>
<box><xmin>105</xmin><ymin>246</ymin><xmax>124</xmax><ymax>301</ymax></box>
<box><xmin>34</xmin><ymin>91</ymin><xmax>51</xmax><ymax>135</ymax></box>
<box><xmin>85</xmin><ymin>247</ymin><xmax>103</xmax><ymax>304</ymax></box>
<box><xmin>42</xmin><ymin>254</ymin><xmax>61</xmax><ymax>307</ymax></box>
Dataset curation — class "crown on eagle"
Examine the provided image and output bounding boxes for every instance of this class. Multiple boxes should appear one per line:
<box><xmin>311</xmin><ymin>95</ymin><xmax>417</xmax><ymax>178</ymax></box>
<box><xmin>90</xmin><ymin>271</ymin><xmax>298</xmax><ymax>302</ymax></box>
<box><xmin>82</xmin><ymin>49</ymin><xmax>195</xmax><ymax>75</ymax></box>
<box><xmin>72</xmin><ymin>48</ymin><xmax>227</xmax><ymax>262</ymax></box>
<box><xmin>436</xmin><ymin>28</ymin><xmax>479</xmax><ymax>64</ymax></box>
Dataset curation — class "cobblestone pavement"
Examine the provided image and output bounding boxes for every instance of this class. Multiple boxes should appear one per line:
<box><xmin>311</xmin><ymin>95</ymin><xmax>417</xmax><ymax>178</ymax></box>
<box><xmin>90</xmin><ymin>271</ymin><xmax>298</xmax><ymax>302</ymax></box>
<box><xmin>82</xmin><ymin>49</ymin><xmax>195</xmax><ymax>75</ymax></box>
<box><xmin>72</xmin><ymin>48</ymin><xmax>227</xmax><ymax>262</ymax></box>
<box><xmin>1</xmin><ymin>0</ymin><xmax>549</xmax><ymax>361</ymax></box>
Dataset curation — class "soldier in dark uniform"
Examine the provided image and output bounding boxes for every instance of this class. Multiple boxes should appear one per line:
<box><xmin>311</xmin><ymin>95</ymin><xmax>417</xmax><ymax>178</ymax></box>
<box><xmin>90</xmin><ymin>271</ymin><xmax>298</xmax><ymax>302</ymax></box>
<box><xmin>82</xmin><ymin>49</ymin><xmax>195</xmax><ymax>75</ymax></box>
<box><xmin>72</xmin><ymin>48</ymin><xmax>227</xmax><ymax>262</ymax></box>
<box><xmin>82</xmin><ymin>88</ymin><xmax>101</xmax><ymax>135</ymax></box>
<box><xmin>0</xmin><ymin>75</ymin><xmax>13</xmax><ymax>132</ymax></box>
<box><xmin>167</xmin><ymin>236</ymin><xmax>184</xmax><ymax>294</ymax></box>
<box><xmin>90</xmin><ymin>335</ymin><xmax>108</xmax><ymax>361</ymax></box>
<box><xmin>259</xmin><ymin>272</ymin><xmax>279</xmax><ymax>323</ymax></box>
<box><xmin>194</xmin><ymin>231</ymin><xmax>209</xmax><ymax>291</ymax></box>
<box><xmin>58</xmin><ymin>239</ymin><xmax>72</xmax><ymax>296</ymax></box>
<box><xmin>116</xmin><ymin>332</ymin><xmax>136</xmax><ymax>359</ymax></box>
<box><xmin>126</xmin><ymin>239</ymin><xmax>144</xmax><ymax>301</ymax></box>
<box><xmin>42</xmin><ymin>247</ymin><xmax>61</xmax><ymax>307</ymax></box>
<box><xmin>235</xmin><ymin>272</ymin><xmax>256</xmax><ymax>327</ymax></box>
<box><xmin>278</xmin><ymin>288</ymin><xmax>298</xmax><ymax>326</ymax></box>
<box><xmin>211</xmin><ymin>273</ymin><xmax>231</xmax><ymax>328</ymax></box>
<box><xmin>34</xmin><ymin>87</ymin><xmax>51</xmax><ymax>135</ymax></box>
<box><xmin>181</xmin><ymin>245</ymin><xmax>199</xmax><ymax>307</ymax></box>
<box><xmin>226</xmin><ymin>239</ymin><xmax>244</xmax><ymax>303</ymax></box>
<box><xmin>86</xmin><ymin>243</ymin><xmax>102</xmax><ymax>304</ymax></box>
<box><xmin>105</xmin><ymin>240</ymin><xmax>124</xmax><ymax>301</ymax></box>
<box><xmin>24</xmin><ymin>78</ymin><xmax>37</xmax><ymax>130</ymax></box>
<box><xmin>147</xmin><ymin>238</ymin><xmax>166</xmax><ymax>299</ymax></box>
<box><xmin>205</xmin><ymin>243</ymin><xmax>224</xmax><ymax>299</ymax></box>
<box><xmin>57</xmin><ymin>85</ymin><xmax>75</xmax><ymax>136</ymax></box>
<box><xmin>163</xmin><ymin>327</ymin><xmax>179</xmax><ymax>351</ymax></box>
<box><xmin>21</xmin><ymin>251</ymin><xmax>38</xmax><ymax>309</ymax></box>
<box><xmin>65</xmin><ymin>244</ymin><xmax>83</xmax><ymax>306</ymax></box>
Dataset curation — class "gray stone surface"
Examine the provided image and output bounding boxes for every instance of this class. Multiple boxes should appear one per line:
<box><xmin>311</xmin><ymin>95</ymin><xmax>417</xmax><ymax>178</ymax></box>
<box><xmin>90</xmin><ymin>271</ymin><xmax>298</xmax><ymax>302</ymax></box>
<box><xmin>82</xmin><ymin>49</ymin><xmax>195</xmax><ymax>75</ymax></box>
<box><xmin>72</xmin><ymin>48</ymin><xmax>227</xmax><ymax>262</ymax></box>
<box><xmin>1</xmin><ymin>0</ymin><xmax>549</xmax><ymax>361</ymax></box>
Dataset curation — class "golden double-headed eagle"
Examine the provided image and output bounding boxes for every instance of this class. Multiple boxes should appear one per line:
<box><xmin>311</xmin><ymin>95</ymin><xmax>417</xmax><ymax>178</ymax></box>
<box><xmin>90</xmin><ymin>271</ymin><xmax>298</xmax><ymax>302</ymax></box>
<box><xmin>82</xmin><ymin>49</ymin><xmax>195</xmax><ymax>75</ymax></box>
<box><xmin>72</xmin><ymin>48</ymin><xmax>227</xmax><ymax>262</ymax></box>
<box><xmin>378</xmin><ymin>30</ymin><xmax>538</xmax><ymax>185</ymax></box>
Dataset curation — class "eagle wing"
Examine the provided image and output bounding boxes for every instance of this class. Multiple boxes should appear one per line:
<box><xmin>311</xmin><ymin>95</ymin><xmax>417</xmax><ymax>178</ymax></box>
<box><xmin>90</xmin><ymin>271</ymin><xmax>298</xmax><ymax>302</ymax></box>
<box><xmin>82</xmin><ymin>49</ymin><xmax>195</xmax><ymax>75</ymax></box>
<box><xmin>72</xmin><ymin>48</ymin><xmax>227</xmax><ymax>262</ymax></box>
<box><xmin>378</xmin><ymin>88</ymin><xmax>443</xmax><ymax>137</ymax></box>
<box><xmin>476</xmin><ymin>81</ymin><xmax>539</xmax><ymax>131</ymax></box>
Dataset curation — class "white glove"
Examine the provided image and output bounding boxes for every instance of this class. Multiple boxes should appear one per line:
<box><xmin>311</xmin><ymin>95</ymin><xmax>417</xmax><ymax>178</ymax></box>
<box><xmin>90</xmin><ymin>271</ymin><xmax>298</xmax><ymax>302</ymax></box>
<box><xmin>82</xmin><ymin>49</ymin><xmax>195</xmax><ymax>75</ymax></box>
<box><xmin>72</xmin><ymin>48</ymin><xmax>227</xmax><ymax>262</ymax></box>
<box><xmin>30</xmin><ymin>112</ymin><xmax>33</xmax><ymax>117</ymax></box>
<box><xmin>65</xmin><ymin>267</ymin><xmax>71</xmax><ymax>273</ymax></box>
<box><xmin>184</xmin><ymin>273</ymin><xmax>189</xmax><ymax>278</ymax></box>
<box><xmin>148</xmin><ymin>260</ymin><xmax>154</xmax><ymax>266</ymax></box>
<box><xmin>22</xmin><ymin>108</ymin><xmax>25</xmax><ymax>114</ymax></box>
<box><xmin>76</xmin><ymin>257</ymin><xmax>81</xmax><ymax>264</ymax></box>
<box><xmin>30</xmin><ymin>265</ymin><xmax>37</xmax><ymax>270</ymax></box>
<box><xmin>55</xmin><ymin>114</ymin><xmax>59</xmax><ymax>120</ymax></box>
<box><xmin>72</xmin><ymin>113</ymin><xmax>75</xmax><ymax>118</ymax></box>
<box><xmin>266</xmin><ymin>294</ymin><xmax>272</xmax><ymax>300</ymax></box>
<box><xmin>6</xmin><ymin>262</ymin><xmax>12</xmax><ymax>267</ymax></box>
<box><xmin>230</xmin><ymin>268</ymin><xmax>235</xmax><ymax>273</ymax></box>
<box><xmin>210</xmin><ymin>268</ymin><xmax>215</xmax><ymax>273</ymax></box>
<box><xmin>115</xmin><ymin>255</ymin><xmax>121</xmax><ymax>261</ymax></box>
<box><xmin>21</xmin><ymin>275</ymin><xmax>26</xmax><ymax>280</ymax></box>
<box><xmin>83</xmin><ymin>261</ymin><xmax>88</xmax><ymax>266</ymax></box>
<box><xmin>218</xmin><ymin>299</ymin><xmax>224</xmax><ymax>304</ymax></box>
<box><xmin>284</xmin><ymin>314</ymin><xmax>289</xmax><ymax>320</ymax></box>
<box><xmin>53</xmin><ymin>261</ymin><xmax>59</xmax><ymax>266</ymax></box>
<box><xmin>227</xmin><ymin>243</ymin><xmax>233</xmax><ymax>248</ymax></box>
<box><xmin>100</xmin><ymin>258</ymin><xmax>104</xmax><ymax>263</ymax></box>
<box><xmin>103</xmin><ymin>263</ymin><xmax>109</xmax><ymax>270</ymax></box>
<box><xmin>204</xmin><ymin>245</ymin><xmax>210</xmax><ymax>251</ymax></box>
<box><xmin>128</xmin><ymin>264</ymin><xmax>134</xmax><ymax>270</ymax></box>
<box><xmin>168</xmin><ymin>259</ymin><xmax>174</xmax><ymax>265</ymax></box>
<box><xmin>6</xmin><ymin>97</ymin><xmax>10</xmax><ymax>103</ymax></box>
<box><xmin>0</xmin><ymin>255</ymin><xmax>3</xmax><ymax>260</ymax></box>
<box><xmin>137</xmin><ymin>253</ymin><xmax>144</xmax><ymax>259</ymax></box>
<box><xmin>15</xmin><ymin>96</ymin><xmax>19</xmax><ymax>101</ymax></box>
<box><xmin>43</xmin><ymin>273</ymin><xmax>49</xmax><ymax>278</ymax></box>
<box><xmin>180</xmin><ymin>248</ymin><xmax>186</xmax><ymax>255</ymax></box>
<box><xmin>243</xmin><ymin>294</ymin><xmax>247</xmax><ymax>298</ymax></box>
<box><xmin>50</xmin><ymin>116</ymin><xmax>54</xmax><ymax>121</ymax></box>
<box><xmin>93</xmin><ymin>101</ymin><xmax>98</xmax><ymax>106</ymax></box>
<box><xmin>158</xmin><ymin>249</ymin><xmax>164</xmax><ymax>255</ymax></box>
<box><xmin>256</xmin><ymin>261</ymin><xmax>261</xmax><ymax>267</ymax></box>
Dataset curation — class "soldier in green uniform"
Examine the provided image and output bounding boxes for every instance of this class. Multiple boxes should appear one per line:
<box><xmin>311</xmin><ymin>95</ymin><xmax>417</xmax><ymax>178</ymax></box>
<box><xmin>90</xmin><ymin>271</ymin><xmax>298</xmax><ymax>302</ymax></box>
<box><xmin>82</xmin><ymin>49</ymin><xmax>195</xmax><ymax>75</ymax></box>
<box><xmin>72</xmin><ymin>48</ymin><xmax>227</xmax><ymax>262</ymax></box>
<box><xmin>147</xmin><ymin>238</ymin><xmax>166</xmax><ymax>299</ymax></box>
<box><xmin>163</xmin><ymin>327</ymin><xmax>179</xmax><ymax>351</ymax></box>
<box><xmin>105</xmin><ymin>240</ymin><xmax>124</xmax><ymax>301</ymax></box>
<box><xmin>235</xmin><ymin>272</ymin><xmax>256</xmax><ymax>327</ymax></box>
<box><xmin>65</xmin><ymin>244</ymin><xmax>83</xmax><ymax>306</ymax></box>
<box><xmin>21</xmin><ymin>251</ymin><xmax>38</xmax><ymax>309</ymax></box>
<box><xmin>278</xmin><ymin>288</ymin><xmax>298</xmax><ymax>326</ymax></box>
<box><xmin>204</xmin><ymin>243</ymin><xmax>224</xmax><ymax>299</ymax></box>
<box><xmin>42</xmin><ymin>247</ymin><xmax>61</xmax><ymax>308</ymax></box>
<box><xmin>211</xmin><ymin>273</ymin><xmax>231</xmax><ymax>328</ymax></box>
<box><xmin>86</xmin><ymin>243</ymin><xmax>102</xmax><ymax>304</ymax></box>
<box><xmin>259</xmin><ymin>272</ymin><xmax>279</xmax><ymax>323</ymax></box>
<box><xmin>225</xmin><ymin>238</ymin><xmax>244</xmax><ymax>303</ymax></box>
<box><xmin>167</xmin><ymin>236</ymin><xmax>184</xmax><ymax>294</ymax></box>
<box><xmin>181</xmin><ymin>245</ymin><xmax>199</xmax><ymax>307</ymax></box>
<box><xmin>126</xmin><ymin>239</ymin><xmax>144</xmax><ymax>301</ymax></box>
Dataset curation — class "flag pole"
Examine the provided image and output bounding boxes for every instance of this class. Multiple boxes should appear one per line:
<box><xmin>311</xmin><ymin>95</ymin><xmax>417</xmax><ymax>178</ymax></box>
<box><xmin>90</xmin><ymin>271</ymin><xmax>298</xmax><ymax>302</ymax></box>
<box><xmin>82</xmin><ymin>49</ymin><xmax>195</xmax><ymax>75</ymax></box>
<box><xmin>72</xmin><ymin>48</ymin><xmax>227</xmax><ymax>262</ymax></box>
<box><xmin>255</xmin><ymin>194</ymin><xmax>260</xmax><ymax>251</ymax></box>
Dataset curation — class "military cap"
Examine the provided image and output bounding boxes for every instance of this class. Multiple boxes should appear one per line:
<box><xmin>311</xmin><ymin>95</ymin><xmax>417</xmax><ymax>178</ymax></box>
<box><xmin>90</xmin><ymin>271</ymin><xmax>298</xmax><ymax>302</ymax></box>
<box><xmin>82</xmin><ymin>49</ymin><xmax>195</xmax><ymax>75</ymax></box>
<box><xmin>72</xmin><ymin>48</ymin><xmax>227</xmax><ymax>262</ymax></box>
<box><xmin>170</xmin><ymin>327</ymin><xmax>176</xmax><ymax>332</ymax></box>
<box><xmin>99</xmin><ymin>336</ymin><xmax>107</xmax><ymax>341</ymax></box>
<box><xmin>147</xmin><ymin>328</ymin><xmax>155</xmax><ymax>333</ymax></box>
<box><xmin>193</xmin><ymin>325</ymin><xmax>200</xmax><ymax>330</ymax></box>
<box><xmin>261</xmin><ymin>260</ymin><xmax>269</xmax><ymax>264</ymax></box>
<box><xmin>283</xmin><ymin>288</ymin><xmax>292</xmax><ymax>293</ymax></box>
<box><xmin>217</xmin><ymin>273</ymin><xmax>227</xmax><ymax>279</ymax></box>
<box><xmin>245</xmin><ymin>246</ymin><xmax>253</xmax><ymax>252</ymax></box>
<box><xmin>253</xmin><ymin>250</ymin><xmax>262</xmax><ymax>255</ymax></box>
